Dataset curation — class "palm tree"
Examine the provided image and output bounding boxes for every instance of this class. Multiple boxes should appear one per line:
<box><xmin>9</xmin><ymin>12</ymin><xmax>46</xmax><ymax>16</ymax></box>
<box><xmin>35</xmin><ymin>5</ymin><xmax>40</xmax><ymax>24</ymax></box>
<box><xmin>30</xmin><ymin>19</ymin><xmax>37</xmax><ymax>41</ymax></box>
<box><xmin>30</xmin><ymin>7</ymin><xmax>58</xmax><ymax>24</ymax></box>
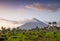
<box><xmin>52</xmin><ymin>21</ymin><xmax>57</xmax><ymax>27</ymax></box>
<box><xmin>12</xmin><ymin>28</ymin><xmax>16</xmax><ymax>32</ymax></box>
<box><xmin>1</xmin><ymin>26</ymin><xmax>6</xmax><ymax>34</ymax></box>
<box><xmin>48</xmin><ymin>22</ymin><xmax>52</xmax><ymax>25</ymax></box>
<box><xmin>52</xmin><ymin>22</ymin><xmax>57</xmax><ymax>32</ymax></box>
<box><xmin>6</xmin><ymin>28</ymin><xmax>11</xmax><ymax>32</ymax></box>
<box><xmin>48</xmin><ymin>22</ymin><xmax>52</xmax><ymax>29</ymax></box>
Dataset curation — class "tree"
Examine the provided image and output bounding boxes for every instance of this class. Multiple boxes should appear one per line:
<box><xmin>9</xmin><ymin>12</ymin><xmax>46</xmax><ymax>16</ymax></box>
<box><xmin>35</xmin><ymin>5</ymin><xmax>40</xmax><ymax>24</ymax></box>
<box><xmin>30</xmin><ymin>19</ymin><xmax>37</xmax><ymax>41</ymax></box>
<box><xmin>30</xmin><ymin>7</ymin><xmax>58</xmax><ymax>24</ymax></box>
<box><xmin>48</xmin><ymin>22</ymin><xmax>51</xmax><ymax>25</ymax></box>
<box><xmin>48</xmin><ymin>22</ymin><xmax>52</xmax><ymax>29</ymax></box>
<box><xmin>1</xmin><ymin>26</ymin><xmax>6</xmax><ymax>34</ymax></box>
<box><xmin>52</xmin><ymin>21</ymin><xmax>57</xmax><ymax>27</ymax></box>
<box><xmin>12</xmin><ymin>28</ymin><xmax>17</xmax><ymax>32</ymax></box>
<box><xmin>6</xmin><ymin>28</ymin><xmax>11</xmax><ymax>31</ymax></box>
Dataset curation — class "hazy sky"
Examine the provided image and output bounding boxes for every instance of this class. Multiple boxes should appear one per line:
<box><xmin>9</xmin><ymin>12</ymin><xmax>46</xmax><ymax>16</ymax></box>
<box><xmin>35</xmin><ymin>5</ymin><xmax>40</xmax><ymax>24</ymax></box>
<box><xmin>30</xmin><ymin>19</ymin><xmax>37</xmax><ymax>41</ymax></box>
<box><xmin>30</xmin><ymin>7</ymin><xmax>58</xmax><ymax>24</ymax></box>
<box><xmin>0</xmin><ymin>0</ymin><xmax>60</xmax><ymax>22</ymax></box>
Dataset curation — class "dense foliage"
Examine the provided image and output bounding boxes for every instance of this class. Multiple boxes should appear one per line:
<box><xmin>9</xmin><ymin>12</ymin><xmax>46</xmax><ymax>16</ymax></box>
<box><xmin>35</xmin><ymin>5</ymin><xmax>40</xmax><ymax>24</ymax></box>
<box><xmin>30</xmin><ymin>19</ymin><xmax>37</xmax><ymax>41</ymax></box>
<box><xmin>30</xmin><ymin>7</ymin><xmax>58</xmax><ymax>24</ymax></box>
<box><xmin>0</xmin><ymin>26</ymin><xmax>60</xmax><ymax>41</ymax></box>
<box><xmin>0</xmin><ymin>22</ymin><xmax>60</xmax><ymax>41</ymax></box>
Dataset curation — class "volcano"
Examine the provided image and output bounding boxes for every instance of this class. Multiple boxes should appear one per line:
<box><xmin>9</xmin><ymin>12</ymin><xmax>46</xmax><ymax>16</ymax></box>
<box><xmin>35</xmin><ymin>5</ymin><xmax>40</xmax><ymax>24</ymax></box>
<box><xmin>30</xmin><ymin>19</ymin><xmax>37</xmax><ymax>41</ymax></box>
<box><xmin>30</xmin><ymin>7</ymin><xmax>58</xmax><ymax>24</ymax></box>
<box><xmin>18</xmin><ymin>18</ymin><xmax>48</xmax><ymax>29</ymax></box>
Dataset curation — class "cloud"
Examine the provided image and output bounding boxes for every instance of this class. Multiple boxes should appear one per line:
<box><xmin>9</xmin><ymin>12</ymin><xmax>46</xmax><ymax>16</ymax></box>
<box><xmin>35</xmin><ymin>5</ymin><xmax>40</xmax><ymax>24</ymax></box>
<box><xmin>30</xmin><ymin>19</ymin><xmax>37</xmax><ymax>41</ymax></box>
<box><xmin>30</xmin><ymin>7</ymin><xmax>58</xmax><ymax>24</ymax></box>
<box><xmin>25</xmin><ymin>3</ymin><xmax>60</xmax><ymax>11</ymax></box>
<box><xmin>0</xmin><ymin>18</ymin><xmax>20</xmax><ymax>29</ymax></box>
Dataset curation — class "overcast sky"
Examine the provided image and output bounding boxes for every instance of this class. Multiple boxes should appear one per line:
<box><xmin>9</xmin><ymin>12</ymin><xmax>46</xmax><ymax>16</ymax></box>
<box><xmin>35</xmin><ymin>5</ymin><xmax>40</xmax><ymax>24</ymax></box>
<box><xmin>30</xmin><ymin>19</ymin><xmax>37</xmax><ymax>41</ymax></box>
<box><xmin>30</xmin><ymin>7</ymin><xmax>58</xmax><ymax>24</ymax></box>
<box><xmin>0</xmin><ymin>0</ymin><xmax>60</xmax><ymax>22</ymax></box>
